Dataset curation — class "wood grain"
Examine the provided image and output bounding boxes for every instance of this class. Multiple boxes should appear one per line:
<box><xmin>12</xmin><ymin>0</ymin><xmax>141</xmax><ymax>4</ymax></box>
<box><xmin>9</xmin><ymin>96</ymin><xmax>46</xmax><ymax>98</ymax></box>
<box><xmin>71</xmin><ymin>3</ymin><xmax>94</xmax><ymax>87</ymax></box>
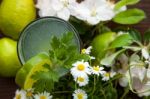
<box><xmin>0</xmin><ymin>0</ymin><xmax>150</xmax><ymax>98</ymax></box>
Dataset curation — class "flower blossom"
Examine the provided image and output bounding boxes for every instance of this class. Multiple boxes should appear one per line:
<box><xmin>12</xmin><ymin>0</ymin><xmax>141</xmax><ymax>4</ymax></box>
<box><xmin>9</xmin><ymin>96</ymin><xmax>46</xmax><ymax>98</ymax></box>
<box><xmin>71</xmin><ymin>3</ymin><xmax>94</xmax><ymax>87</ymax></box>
<box><xmin>71</xmin><ymin>60</ymin><xmax>91</xmax><ymax>78</ymax></box>
<box><xmin>14</xmin><ymin>89</ymin><xmax>27</xmax><ymax>99</ymax></box>
<box><xmin>36</xmin><ymin>0</ymin><xmax>77</xmax><ymax>20</ymax></box>
<box><xmin>33</xmin><ymin>91</ymin><xmax>53</xmax><ymax>99</ymax></box>
<box><xmin>73</xmin><ymin>89</ymin><xmax>88</xmax><ymax>99</ymax></box>
<box><xmin>102</xmin><ymin>71</ymin><xmax>116</xmax><ymax>81</ymax></box>
<box><xmin>70</xmin><ymin>0</ymin><xmax>126</xmax><ymax>25</ymax></box>
<box><xmin>74</xmin><ymin>75</ymin><xmax>89</xmax><ymax>87</ymax></box>
<box><xmin>91</xmin><ymin>66</ymin><xmax>105</xmax><ymax>76</ymax></box>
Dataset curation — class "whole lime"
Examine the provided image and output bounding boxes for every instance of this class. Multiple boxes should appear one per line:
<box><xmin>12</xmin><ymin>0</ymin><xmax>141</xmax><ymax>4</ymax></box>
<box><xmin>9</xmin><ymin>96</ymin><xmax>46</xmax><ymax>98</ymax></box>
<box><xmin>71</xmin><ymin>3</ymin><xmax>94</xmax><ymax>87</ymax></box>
<box><xmin>0</xmin><ymin>0</ymin><xmax>36</xmax><ymax>40</ymax></box>
<box><xmin>0</xmin><ymin>38</ymin><xmax>21</xmax><ymax>77</ymax></box>
<box><xmin>91</xmin><ymin>32</ymin><xmax>116</xmax><ymax>60</ymax></box>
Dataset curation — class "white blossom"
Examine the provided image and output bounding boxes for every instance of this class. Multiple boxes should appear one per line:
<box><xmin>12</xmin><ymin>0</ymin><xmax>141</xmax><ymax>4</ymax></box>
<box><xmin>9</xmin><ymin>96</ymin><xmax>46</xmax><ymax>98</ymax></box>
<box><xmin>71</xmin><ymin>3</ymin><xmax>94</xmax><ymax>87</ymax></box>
<box><xmin>73</xmin><ymin>89</ymin><xmax>88</xmax><ymax>99</ymax></box>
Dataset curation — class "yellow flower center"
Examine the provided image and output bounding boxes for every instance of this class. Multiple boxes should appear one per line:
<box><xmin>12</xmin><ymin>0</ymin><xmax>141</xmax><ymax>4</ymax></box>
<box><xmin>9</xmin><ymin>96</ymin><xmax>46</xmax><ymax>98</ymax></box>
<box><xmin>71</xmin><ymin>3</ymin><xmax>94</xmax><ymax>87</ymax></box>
<box><xmin>81</xmin><ymin>49</ymin><xmax>86</xmax><ymax>54</ymax></box>
<box><xmin>77</xmin><ymin>77</ymin><xmax>85</xmax><ymax>82</ymax></box>
<box><xmin>93</xmin><ymin>66</ymin><xmax>100</xmax><ymax>72</ymax></box>
<box><xmin>77</xmin><ymin>93</ymin><xmax>83</xmax><ymax>99</ymax></box>
<box><xmin>77</xmin><ymin>64</ymin><xmax>85</xmax><ymax>71</ymax></box>
<box><xmin>16</xmin><ymin>94</ymin><xmax>21</xmax><ymax>99</ymax></box>
<box><xmin>26</xmin><ymin>91</ymin><xmax>32</xmax><ymax>97</ymax></box>
<box><xmin>62</xmin><ymin>0</ymin><xmax>69</xmax><ymax>7</ymax></box>
<box><xmin>40</xmin><ymin>95</ymin><xmax>46</xmax><ymax>99</ymax></box>
<box><xmin>105</xmin><ymin>73</ymin><xmax>110</xmax><ymax>77</ymax></box>
<box><xmin>91</xmin><ymin>8</ymin><xmax>97</xmax><ymax>17</ymax></box>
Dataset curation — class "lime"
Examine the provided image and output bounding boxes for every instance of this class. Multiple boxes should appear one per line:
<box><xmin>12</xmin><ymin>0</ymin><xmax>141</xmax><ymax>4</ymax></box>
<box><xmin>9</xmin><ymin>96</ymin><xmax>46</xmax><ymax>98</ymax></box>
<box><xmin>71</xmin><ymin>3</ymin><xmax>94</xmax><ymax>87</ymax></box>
<box><xmin>91</xmin><ymin>32</ymin><xmax>116</xmax><ymax>60</ymax></box>
<box><xmin>0</xmin><ymin>38</ymin><xmax>21</xmax><ymax>77</ymax></box>
<box><xmin>0</xmin><ymin>0</ymin><xmax>36</xmax><ymax>39</ymax></box>
<box><xmin>15</xmin><ymin>53</ymin><xmax>51</xmax><ymax>90</ymax></box>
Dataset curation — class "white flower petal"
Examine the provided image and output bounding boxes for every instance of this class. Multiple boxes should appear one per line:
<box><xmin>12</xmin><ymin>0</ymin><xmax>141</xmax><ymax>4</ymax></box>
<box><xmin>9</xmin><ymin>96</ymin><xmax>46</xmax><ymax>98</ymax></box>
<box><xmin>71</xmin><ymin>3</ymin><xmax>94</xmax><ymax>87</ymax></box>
<box><xmin>51</xmin><ymin>0</ymin><xmax>64</xmax><ymax>11</ymax></box>
<box><xmin>142</xmin><ymin>47</ymin><xmax>149</xmax><ymax>60</ymax></box>
<box><xmin>33</xmin><ymin>91</ymin><xmax>52</xmax><ymax>99</ymax></box>
<box><xmin>57</xmin><ymin>8</ymin><xmax>70</xmax><ymax>20</ymax></box>
<box><xmin>73</xmin><ymin>89</ymin><xmax>88</xmax><ymax>99</ymax></box>
<box><xmin>119</xmin><ymin>76</ymin><xmax>128</xmax><ymax>87</ymax></box>
<box><xmin>14</xmin><ymin>89</ymin><xmax>27</xmax><ymax>99</ymax></box>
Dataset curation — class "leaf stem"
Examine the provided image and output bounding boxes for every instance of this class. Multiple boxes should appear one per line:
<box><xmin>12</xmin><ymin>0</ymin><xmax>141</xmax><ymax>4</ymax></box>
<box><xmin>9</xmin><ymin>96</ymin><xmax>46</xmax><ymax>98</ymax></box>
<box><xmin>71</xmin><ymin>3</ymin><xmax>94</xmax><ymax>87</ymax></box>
<box><xmin>91</xmin><ymin>75</ymin><xmax>96</xmax><ymax>98</ymax></box>
<box><xmin>120</xmin><ymin>87</ymin><xmax>129</xmax><ymax>99</ymax></box>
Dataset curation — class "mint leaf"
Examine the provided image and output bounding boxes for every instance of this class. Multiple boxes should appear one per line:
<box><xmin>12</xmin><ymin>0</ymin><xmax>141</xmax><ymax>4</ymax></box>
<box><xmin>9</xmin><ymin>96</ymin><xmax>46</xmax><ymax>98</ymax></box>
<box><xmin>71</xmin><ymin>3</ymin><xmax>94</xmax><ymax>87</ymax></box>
<box><xmin>31</xmin><ymin>64</ymin><xmax>59</xmax><ymax>92</ymax></box>
<box><xmin>115</xmin><ymin>0</ymin><xmax>140</xmax><ymax>10</ymax></box>
<box><xmin>128</xmin><ymin>29</ymin><xmax>141</xmax><ymax>42</ymax></box>
<box><xmin>49</xmin><ymin>32</ymin><xmax>89</xmax><ymax>75</ymax></box>
<box><xmin>109</xmin><ymin>33</ymin><xmax>133</xmax><ymax>49</ymax></box>
<box><xmin>113</xmin><ymin>8</ymin><xmax>146</xmax><ymax>24</ymax></box>
<box><xmin>100</xmin><ymin>49</ymin><xmax>126</xmax><ymax>66</ymax></box>
<box><xmin>144</xmin><ymin>29</ymin><xmax>150</xmax><ymax>43</ymax></box>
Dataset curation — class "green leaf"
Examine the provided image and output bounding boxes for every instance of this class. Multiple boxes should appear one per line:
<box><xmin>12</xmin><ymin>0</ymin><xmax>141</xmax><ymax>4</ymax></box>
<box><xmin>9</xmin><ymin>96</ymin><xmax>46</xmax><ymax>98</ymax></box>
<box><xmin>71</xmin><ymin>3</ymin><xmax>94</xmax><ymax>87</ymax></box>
<box><xmin>123</xmin><ymin>46</ymin><xmax>141</xmax><ymax>51</ymax></box>
<box><xmin>50</xmin><ymin>36</ymin><xmax>60</xmax><ymax>50</ymax></box>
<box><xmin>115</xmin><ymin>0</ymin><xmax>140</xmax><ymax>10</ymax></box>
<box><xmin>144</xmin><ymin>28</ymin><xmax>150</xmax><ymax>43</ymax></box>
<box><xmin>31</xmin><ymin>64</ymin><xmax>59</xmax><ymax>92</ymax></box>
<box><xmin>61</xmin><ymin>32</ymin><xmax>74</xmax><ymax>44</ymax></box>
<box><xmin>49</xmin><ymin>32</ymin><xmax>90</xmax><ymax>75</ymax></box>
<box><xmin>101</xmin><ymin>49</ymin><xmax>126</xmax><ymax>66</ymax></box>
<box><xmin>113</xmin><ymin>8</ymin><xmax>146</xmax><ymax>24</ymax></box>
<box><xmin>109</xmin><ymin>33</ymin><xmax>133</xmax><ymax>49</ymax></box>
<box><xmin>128</xmin><ymin>29</ymin><xmax>141</xmax><ymax>41</ymax></box>
<box><xmin>105</xmin><ymin>85</ymin><xmax>118</xmax><ymax>99</ymax></box>
<box><xmin>98</xmin><ymin>24</ymin><xmax>111</xmax><ymax>34</ymax></box>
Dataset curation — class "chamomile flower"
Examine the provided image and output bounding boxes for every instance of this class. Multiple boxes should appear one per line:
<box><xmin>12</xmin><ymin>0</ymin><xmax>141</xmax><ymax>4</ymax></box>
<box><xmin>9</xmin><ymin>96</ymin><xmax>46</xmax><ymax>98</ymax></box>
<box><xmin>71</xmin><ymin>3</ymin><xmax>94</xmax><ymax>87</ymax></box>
<box><xmin>74</xmin><ymin>75</ymin><xmax>89</xmax><ymax>87</ymax></box>
<box><xmin>102</xmin><ymin>72</ymin><xmax>110</xmax><ymax>81</ymax></box>
<box><xmin>91</xmin><ymin>66</ymin><xmax>105</xmax><ymax>76</ymax></box>
<box><xmin>26</xmin><ymin>88</ymin><xmax>34</xmax><ymax>98</ymax></box>
<box><xmin>73</xmin><ymin>89</ymin><xmax>88</xmax><ymax>99</ymax></box>
<box><xmin>71</xmin><ymin>60</ymin><xmax>91</xmax><ymax>78</ymax></box>
<box><xmin>33</xmin><ymin>91</ymin><xmax>52</xmax><ymax>99</ymax></box>
<box><xmin>81</xmin><ymin>46</ymin><xmax>92</xmax><ymax>55</ymax></box>
<box><xmin>102</xmin><ymin>71</ymin><xmax>116</xmax><ymax>81</ymax></box>
<box><xmin>14</xmin><ymin>89</ymin><xmax>27</xmax><ymax>99</ymax></box>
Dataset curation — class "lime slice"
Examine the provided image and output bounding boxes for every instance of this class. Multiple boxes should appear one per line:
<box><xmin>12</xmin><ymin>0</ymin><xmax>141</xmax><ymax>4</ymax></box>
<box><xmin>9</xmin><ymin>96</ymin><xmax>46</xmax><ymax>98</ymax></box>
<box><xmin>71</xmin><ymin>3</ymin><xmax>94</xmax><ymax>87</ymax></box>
<box><xmin>15</xmin><ymin>53</ymin><xmax>51</xmax><ymax>89</ymax></box>
<box><xmin>18</xmin><ymin>17</ymin><xmax>81</xmax><ymax>65</ymax></box>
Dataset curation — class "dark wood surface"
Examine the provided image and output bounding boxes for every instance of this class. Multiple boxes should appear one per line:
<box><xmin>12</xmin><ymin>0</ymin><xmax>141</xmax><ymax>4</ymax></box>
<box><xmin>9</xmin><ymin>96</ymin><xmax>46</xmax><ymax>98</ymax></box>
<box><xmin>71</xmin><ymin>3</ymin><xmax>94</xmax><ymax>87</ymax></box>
<box><xmin>0</xmin><ymin>0</ymin><xmax>150</xmax><ymax>99</ymax></box>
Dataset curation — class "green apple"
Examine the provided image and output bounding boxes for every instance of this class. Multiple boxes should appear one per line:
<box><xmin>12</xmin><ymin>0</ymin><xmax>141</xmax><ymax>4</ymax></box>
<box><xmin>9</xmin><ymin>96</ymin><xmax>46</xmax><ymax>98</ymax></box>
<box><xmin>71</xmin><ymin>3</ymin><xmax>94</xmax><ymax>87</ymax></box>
<box><xmin>0</xmin><ymin>0</ymin><xmax>36</xmax><ymax>39</ymax></box>
<box><xmin>15</xmin><ymin>53</ymin><xmax>51</xmax><ymax>90</ymax></box>
<box><xmin>0</xmin><ymin>38</ymin><xmax>21</xmax><ymax>77</ymax></box>
<box><xmin>91</xmin><ymin>32</ymin><xmax>116</xmax><ymax>60</ymax></box>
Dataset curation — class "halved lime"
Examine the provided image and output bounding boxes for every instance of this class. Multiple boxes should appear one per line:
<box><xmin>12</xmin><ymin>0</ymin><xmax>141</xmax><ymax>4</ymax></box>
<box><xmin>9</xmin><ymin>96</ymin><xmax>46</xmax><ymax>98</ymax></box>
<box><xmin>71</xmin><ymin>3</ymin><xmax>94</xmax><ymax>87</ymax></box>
<box><xmin>15</xmin><ymin>53</ymin><xmax>51</xmax><ymax>89</ymax></box>
<box><xmin>18</xmin><ymin>17</ymin><xmax>81</xmax><ymax>64</ymax></box>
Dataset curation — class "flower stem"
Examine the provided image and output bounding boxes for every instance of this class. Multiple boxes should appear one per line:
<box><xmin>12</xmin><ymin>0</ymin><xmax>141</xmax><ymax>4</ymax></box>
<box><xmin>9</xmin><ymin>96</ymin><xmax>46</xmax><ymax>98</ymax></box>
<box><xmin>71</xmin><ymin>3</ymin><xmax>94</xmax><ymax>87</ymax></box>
<box><xmin>75</xmin><ymin>82</ymin><xmax>77</xmax><ymax>89</ymax></box>
<box><xmin>120</xmin><ymin>87</ymin><xmax>129</xmax><ymax>99</ymax></box>
<box><xmin>91</xmin><ymin>75</ymin><xmax>96</xmax><ymax>97</ymax></box>
<box><xmin>100</xmin><ymin>89</ymin><xmax>107</xmax><ymax>99</ymax></box>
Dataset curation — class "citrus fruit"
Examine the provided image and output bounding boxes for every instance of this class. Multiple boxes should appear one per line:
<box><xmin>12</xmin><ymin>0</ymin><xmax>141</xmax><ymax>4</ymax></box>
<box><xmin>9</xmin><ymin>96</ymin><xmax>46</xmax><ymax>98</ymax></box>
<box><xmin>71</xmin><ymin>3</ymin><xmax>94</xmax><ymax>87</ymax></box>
<box><xmin>0</xmin><ymin>38</ymin><xmax>21</xmax><ymax>77</ymax></box>
<box><xmin>15</xmin><ymin>53</ymin><xmax>51</xmax><ymax>90</ymax></box>
<box><xmin>91</xmin><ymin>32</ymin><xmax>116</xmax><ymax>60</ymax></box>
<box><xmin>0</xmin><ymin>0</ymin><xmax>36</xmax><ymax>39</ymax></box>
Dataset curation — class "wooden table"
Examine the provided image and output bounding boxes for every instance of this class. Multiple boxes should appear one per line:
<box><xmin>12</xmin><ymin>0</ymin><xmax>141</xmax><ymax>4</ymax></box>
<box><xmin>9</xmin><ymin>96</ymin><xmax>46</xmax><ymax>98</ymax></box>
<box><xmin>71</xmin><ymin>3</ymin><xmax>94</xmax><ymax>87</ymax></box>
<box><xmin>0</xmin><ymin>0</ymin><xmax>150</xmax><ymax>98</ymax></box>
